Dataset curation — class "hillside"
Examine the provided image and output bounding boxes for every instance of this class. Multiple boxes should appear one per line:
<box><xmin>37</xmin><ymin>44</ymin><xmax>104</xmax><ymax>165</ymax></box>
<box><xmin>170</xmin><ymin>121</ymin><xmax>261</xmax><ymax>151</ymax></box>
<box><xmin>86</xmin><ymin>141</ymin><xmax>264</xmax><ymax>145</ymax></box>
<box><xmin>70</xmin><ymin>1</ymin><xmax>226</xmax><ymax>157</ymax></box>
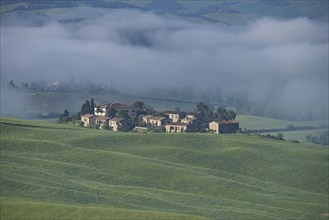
<box><xmin>237</xmin><ymin>115</ymin><xmax>328</xmax><ymax>142</ymax></box>
<box><xmin>0</xmin><ymin>117</ymin><xmax>328</xmax><ymax>219</ymax></box>
<box><xmin>237</xmin><ymin>115</ymin><xmax>328</xmax><ymax>130</ymax></box>
<box><xmin>1</xmin><ymin>0</ymin><xmax>328</xmax><ymax>25</ymax></box>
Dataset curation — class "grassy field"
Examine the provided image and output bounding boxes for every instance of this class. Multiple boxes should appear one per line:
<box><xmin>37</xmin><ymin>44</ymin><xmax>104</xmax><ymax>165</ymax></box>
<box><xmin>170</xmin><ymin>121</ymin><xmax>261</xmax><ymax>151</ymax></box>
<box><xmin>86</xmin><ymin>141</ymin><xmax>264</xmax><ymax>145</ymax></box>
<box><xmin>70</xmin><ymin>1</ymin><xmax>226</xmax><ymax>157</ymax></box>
<box><xmin>1</xmin><ymin>197</ymin><xmax>205</xmax><ymax>220</ymax></box>
<box><xmin>236</xmin><ymin>115</ymin><xmax>328</xmax><ymax>142</ymax></box>
<box><xmin>237</xmin><ymin>115</ymin><xmax>328</xmax><ymax>130</ymax></box>
<box><xmin>268</xmin><ymin>129</ymin><xmax>328</xmax><ymax>143</ymax></box>
<box><xmin>0</xmin><ymin>117</ymin><xmax>328</xmax><ymax>219</ymax></box>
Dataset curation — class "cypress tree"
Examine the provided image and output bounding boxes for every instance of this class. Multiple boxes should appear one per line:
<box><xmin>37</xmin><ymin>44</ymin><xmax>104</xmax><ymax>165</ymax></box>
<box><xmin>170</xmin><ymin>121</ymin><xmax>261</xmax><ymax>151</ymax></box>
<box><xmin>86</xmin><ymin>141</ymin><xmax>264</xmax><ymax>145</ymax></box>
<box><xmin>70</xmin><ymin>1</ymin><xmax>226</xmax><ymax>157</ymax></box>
<box><xmin>91</xmin><ymin>98</ymin><xmax>95</xmax><ymax>115</ymax></box>
<box><xmin>85</xmin><ymin>100</ymin><xmax>91</xmax><ymax>114</ymax></box>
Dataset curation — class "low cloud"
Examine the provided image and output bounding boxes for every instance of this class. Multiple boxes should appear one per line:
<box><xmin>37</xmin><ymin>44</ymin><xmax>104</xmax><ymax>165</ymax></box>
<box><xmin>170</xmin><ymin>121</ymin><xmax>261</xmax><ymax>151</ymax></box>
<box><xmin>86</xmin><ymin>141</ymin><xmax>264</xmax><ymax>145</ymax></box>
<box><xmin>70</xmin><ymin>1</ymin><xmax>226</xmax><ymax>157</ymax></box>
<box><xmin>1</xmin><ymin>8</ymin><xmax>328</xmax><ymax>118</ymax></box>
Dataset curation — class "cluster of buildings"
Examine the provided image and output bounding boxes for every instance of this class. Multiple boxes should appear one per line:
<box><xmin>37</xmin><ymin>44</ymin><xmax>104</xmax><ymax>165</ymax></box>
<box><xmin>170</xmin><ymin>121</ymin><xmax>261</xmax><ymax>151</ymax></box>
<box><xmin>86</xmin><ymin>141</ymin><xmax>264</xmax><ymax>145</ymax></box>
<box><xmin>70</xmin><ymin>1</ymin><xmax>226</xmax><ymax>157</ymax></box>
<box><xmin>142</xmin><ymin>111</ymin><xmax>197</xmax><ymax>133</ymax></box>
<box><xmin>81</xmin><ymin>102</ymin><xmax>239</xmax><ymax>133</ymax></box>
<box><xmin>81</xmin><ymin>103</ymin><xmax>135</xmax><ymax>131</ymax></box>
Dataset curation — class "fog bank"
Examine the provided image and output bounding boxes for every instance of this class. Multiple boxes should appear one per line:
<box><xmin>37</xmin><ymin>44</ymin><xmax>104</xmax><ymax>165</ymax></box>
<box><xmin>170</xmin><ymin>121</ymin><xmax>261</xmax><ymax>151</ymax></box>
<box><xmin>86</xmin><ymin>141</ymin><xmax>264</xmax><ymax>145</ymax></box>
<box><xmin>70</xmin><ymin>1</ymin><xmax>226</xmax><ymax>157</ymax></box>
<box><xmin>1</xmin><ymin>8</ymin><xmax>328</xmax><ymax>119</ymax></box>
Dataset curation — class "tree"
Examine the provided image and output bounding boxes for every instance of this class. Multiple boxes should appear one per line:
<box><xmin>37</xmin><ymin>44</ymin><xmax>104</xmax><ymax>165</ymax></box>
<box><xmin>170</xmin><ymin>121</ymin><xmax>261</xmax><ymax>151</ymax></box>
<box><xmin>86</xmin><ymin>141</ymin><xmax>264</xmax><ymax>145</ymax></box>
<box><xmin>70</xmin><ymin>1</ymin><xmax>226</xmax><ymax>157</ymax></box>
<box><xmin>8</xmin><ymin>80</ymin><xmax>17</xmax><ymax>88</ymax></box>
<box><xmin>85</xmin><ymin>100</ymin><xmax>92</xmax><ymax>114</ymax></box>
<box><xmin>90</xmin><ymin>98</ymin><xmax>95</xmax><ymax>115</ymax></box>
<box><xmin>81</xmin><ymin>100</ymin><xmax>92</xmax><ymax>115</ymax></box>
<box><xmin>276</xmin><ymin>133</ymin><xmax>284</xmax><ymax>140</ymax></box>
<box><xmin>133</xmin><ymin>101</ymin><xmax>145</xmax><ymax>117</ymax></box>
<box><xmin>116</xmin><ymin>110</ymin><xmax>129</xmax><ymax>119</ymax></box>
<box><xmin>59</xmin><ymin>109</ymin><xmax>70</xmax><ymax>123</ymax></box>
<box><xmin>108</xmin><ymin>108</ymin><xmax>117</xmax><ymax>117</ymax></box>
<box><xmin>145</xmin><ymin>105</ymin><xmax>156</xmax><ymax>115</ymax></box>
<box><xmin>133</xmin><ymin>101</ymin><xmax>145</xmax><ymax>110</ymax></box>
<box><xmin>227</xmin><ymin>110</ymin><xmax>236</xmax><ymax>120</ymax></box>
<box><xmin>21</xmin><ymin>82</ymin><xmax>29</xmax><ymax>90</ymax></box>
<box><xmin>197</xmin><ymin>102</ymin><xmax>209</xmax><ymax>115</ymax></box>
<box><xmin>118</xmin><ymin>119</ymin><xmax>136</xmax><ymax>132</ymax></box>
<box><xmin>306</xmin><ymin>131</ymin><xmax>329</xmax><ymax>145</ymax></box>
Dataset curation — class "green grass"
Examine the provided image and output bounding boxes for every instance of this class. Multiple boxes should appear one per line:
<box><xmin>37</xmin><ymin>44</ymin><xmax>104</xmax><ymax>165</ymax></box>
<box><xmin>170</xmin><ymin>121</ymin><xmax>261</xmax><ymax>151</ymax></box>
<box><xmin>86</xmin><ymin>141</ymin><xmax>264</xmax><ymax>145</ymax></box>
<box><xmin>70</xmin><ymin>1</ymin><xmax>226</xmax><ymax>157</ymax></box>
<box><xmin>236</xmin><ymin>115</ymin><xmax>328</xmax><ymax>130</ymax></box>
<box><xmin>268</xmin><ymin>129</ymin><xmax>328</xmax><ymax>142</ymax></box>
<box><xmin>236</xmin><ymin>115</ymin><xmax>328</xmax><ymax>142</ymax></box>
<box><xmin>0</xmin><ymin>117</ymin><xmax>328</xmax><ymax>219</ymax></box>
<box><xmin>1</xmin><ymin>197</ymin><xmax>205</xmax><ymax>220</ymax></box>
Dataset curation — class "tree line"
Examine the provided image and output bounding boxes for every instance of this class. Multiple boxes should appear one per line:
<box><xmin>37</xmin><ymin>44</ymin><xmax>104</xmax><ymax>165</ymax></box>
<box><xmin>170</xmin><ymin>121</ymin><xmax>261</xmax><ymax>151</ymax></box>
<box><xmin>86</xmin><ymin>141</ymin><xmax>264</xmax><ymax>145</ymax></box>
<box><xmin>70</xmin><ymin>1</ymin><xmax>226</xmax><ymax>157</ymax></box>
<box><xmin>306</xmin><ymin>131</ymin><xmax>329</xmax><ymax>145</ymax></box>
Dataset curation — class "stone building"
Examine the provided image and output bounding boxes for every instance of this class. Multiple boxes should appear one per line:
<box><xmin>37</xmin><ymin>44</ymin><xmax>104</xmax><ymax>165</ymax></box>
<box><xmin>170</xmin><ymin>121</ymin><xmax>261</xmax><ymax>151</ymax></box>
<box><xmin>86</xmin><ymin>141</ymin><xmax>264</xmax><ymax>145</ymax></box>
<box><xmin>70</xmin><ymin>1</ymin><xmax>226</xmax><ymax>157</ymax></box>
<box><xmin>209</xmin><ymin>120</ymin><xmax>239</xmax><ymax>134</ymax></box>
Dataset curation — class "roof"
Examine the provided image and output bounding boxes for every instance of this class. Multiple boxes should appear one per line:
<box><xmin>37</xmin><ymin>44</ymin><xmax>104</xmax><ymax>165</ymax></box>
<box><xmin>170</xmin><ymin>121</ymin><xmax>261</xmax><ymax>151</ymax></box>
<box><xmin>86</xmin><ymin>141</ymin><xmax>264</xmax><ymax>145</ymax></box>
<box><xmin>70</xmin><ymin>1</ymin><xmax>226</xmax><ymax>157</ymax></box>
<box><xmin>181</xmin><ymin>118</ymin><xmax>194</xmax><ymax>122</ymax></box>
<box><xmin>149</xmin><ymin>116</ymin><xmax>166</xmax><ymax>121</ymax></box>
<box><xmin>82</xmin><ymin>114</ymin><xmax>96</xmax><ymax>118</ymax></box>
<box><xmin>109</xmin><ymin>117</ymin><xmax>124</xmax><ymax>122</ymax></box>
<box><xmin>142</xmin><ymin>115</ymin><xmax>153</xmax><ymax>119</ymax></box>
<box><xmin>164</xmin><ymin>111</ymin><xmax>179</xmax><ymax>115</ymax></box>
<box><xmin>97</xmin><ymin>116</ymin><xmax>111</xmax><ymax>121</ymax></box>
<box><xmin>166</xmin><ymin>122</ymin><xmax>189</xmax><ymax>126</ymax></box>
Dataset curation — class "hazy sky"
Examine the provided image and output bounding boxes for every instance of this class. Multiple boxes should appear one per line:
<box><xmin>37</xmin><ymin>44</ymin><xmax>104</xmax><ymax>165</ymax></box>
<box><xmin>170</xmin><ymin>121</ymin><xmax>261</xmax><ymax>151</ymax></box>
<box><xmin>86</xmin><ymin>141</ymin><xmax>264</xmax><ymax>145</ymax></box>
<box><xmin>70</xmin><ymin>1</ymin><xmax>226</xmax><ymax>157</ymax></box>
<box><xmin>1</xmin><ymin>7</ymin><xmax>328</xmax><ymax>117</ymax></box>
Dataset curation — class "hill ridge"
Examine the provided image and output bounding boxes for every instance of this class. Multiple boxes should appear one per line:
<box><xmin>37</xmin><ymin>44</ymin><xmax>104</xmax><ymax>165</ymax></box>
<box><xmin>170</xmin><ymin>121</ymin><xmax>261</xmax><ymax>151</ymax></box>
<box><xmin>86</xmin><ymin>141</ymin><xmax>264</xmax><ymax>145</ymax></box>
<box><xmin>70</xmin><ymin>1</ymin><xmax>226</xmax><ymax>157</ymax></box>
<box><xmin>1</xmin><ymin>117</ymin><xmax>328</xmax><ymax>219</ymax></box>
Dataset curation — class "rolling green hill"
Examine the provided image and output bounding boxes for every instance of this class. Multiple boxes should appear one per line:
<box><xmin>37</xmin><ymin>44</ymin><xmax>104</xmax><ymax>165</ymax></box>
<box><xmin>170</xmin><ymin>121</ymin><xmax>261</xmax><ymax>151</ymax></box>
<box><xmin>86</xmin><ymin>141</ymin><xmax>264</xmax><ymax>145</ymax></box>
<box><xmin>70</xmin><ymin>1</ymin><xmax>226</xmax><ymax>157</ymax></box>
<box><xmin>236</xmin><ymin>115</ymin><xmax>328</xmax><ymax>130</ymax></box>
<box><xmin>0</xmin><ymin>117</ymin><xmax>328</xmax><ymax>219</ymax></box>
<box><xmin>237</xmin><ymin>115</ymin><xmax>328</xmax><ymax>142</ymax></box>
<box><xmin>1</xmin><ymin>197</ymin><xmax>205</xmax><ymax>220</ymax></box>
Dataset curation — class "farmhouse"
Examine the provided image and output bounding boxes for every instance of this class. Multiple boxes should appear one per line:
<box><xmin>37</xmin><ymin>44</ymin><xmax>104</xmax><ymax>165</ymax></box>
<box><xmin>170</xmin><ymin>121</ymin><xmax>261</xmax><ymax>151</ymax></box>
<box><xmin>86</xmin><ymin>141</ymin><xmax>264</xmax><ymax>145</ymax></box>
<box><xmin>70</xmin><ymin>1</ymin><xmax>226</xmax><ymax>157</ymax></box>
<box><xmin>142</xmin><ymin>115</ymin><xmax>166</xmax><ymax>126</ymax></box>
<box><xmin>95</xmin><ymin>103</ymin><xmax>137</xmax><ymax>117</ymax></box>
<box><xmin>142</xmin><ymin>115</ymin><xmax>153</xmax><ymax>123</ymax></box>
<box><xmin>164</xmin><ymin>111</ymin><xmax>180</xmax><ymax>123</ymax></box>
<box><xmin>148</xmin><ymin>116</ymin><xmax>166</xmax><ymax>127</ymax></box>
<box><xmin>109</xmin><ymin>118</ymin><xmax>125</xmax><ymax>131</ymax></box>
<box><xmin>209</xmin><ymin>120</ymin><xmax>239</xmax><ymax>134</ymax></box>
<box><xmin>165</xmin><ymin>122</ymin><xmax>189</xmax><ymax>133</ymax></box>
<box><xmin>96</xmin><ymin>116</ymin><xmax>111</xmax><ymax>129</ymax></box>
<box><xmin>81</xmin><ymin>114</ymin><xmax>97</xmax><ymax>128</ymax></box>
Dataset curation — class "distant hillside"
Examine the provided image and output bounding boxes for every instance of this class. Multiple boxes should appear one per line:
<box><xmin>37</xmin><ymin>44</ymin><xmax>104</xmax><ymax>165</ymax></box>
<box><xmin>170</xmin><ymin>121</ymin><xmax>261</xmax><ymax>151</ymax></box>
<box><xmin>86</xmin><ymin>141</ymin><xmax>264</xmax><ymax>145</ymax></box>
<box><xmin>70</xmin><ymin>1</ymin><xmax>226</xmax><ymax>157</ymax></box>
<box><xmin>237</xmin><ymin>115</ymin><xmax>328</xmax><ymax>130</ymax></box>
<box><xmin>1</xmin><ymin>0</ymin><xmax>328</xmax><ymax>25</ymax></box>
<box><xmin>0</xmin><ymin>117</ymin><xmax>328</xmax><ymax>219</ymax></box>
<box><xmin>237</xmin><ymin>115</ymin><xmax>329</xmax><ymax>142</ymax></box>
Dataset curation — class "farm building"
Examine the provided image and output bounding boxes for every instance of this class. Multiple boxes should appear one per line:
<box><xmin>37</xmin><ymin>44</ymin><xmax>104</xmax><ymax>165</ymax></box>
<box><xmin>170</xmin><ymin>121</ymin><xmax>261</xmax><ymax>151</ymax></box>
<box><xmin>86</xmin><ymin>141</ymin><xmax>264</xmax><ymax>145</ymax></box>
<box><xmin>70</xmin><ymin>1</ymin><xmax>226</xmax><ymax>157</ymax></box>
<box><xmin>95</xmin><ymin>103</ymin><xmax>137</xmax><ymax>117</ymax></box>
<box><xmin>165</xmin><ymin>122</ymin><xmax>189</xmax><ymax>133</ymax></box>
<box><xmin>148</xmin><ymin>116</ymin><xmax>167</xmax><ymax>127</ymax></box>
<box><xmin>164</xmin><ymin>111</ymin><xmax>180</xmax><ymax>123</ymax></box>
<box><xmin>142</xmin><ymin>115</ymin><xmax>167</xmax><ymax>127</ymax></box>
<box><xmin>96</xmin><ymin>116</ymin><xmax>111</xmax><ymax>129</ymax></box>
<box><xmin>109</xmin><ymin>118</ymin><xmax>125</xmax><ymax>131</ymax></box>
<box><xmin>142</xmin><ymin>115</ymin><xmax>153</xmax><ymax>123</ymax></box>
<box><xmin>209</xmin><ymin>120</ymin><xmax>239</xmax><ymax>134</ymax></box>
<box><xmin>81</xmin><ymin>114</ymin><xmax>97</xmax><ymax>128</ymax></box>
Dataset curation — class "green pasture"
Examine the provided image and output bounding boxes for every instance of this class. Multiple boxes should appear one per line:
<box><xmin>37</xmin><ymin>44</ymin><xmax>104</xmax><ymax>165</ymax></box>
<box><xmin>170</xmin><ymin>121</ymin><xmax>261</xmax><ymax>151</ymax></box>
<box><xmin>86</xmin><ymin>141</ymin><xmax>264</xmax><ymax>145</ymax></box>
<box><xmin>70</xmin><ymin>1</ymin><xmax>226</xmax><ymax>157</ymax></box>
<box><xmin>268</xmin><ymin>129</ymin><xmax>328</xmax><ymax>142</ymax></box>
<box><xmin>236</xmin><ymin>115</ymin><xmax>328</xmax><ymax>130</ymax></box>
<box><xmin>237</xmin><ymin>115</ymin><xmax>328</xmax><ymax>142</ymax></box>
<box><xmin>0</xmin><ymin>117</ymin><xmax>328</xmax><ymax>219</ymax></box>
<box><xmin>1</xmin><ymin>197</ymin><xmax>205</xmax><ymax>220</ymax></box>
